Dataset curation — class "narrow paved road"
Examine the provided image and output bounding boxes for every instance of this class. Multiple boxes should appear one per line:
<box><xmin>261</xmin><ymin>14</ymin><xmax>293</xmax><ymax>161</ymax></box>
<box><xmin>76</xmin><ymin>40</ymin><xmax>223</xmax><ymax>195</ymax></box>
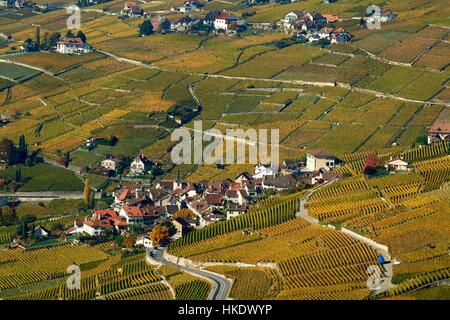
<box><xmin>151</xmin><ymin>248</ymin><xmax>232</xmax><ymax>300</ymax></box>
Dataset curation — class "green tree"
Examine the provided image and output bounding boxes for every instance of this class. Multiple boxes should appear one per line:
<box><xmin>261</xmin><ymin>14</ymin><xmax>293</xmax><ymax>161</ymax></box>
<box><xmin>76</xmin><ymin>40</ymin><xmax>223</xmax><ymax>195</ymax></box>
<box><xmin>76</xmin><ymin>30</ymin><xmax>87</xmax><ymax>43</ymax></box>
<box><xmin>48</xmin><ymin>32</ymin><xmax>61</xmax><ymax>49</ymax></box>
<box><xmin>34</xmin><ymin>26</ymin><xmax>40</xmax><ymax>50</ymax></box>
<box><xmin>41</xmin><ymin>31</ymin><xmax>49</xmax><ymax>50</ymax></box>
<box><xmin>139</xmin><ymin>20</ymin><xmax>153</xmax><ymax>36</ymax></box>
<box><xmin>0</xmin><ymin>205</ymin><xmax>16</xmax><ymax>226</ymax></box>
<box><xmin>83</xmin><ymin>179</ymin><xmax>93</xmax><ymax>208</ymax></box>
<box><xmin>18</xmin><ymin>134</ymin><xmax>27</xmax><ymax>162</ymax></box>
<box><xmin>15</xmin><ymin>167</ymin><xmax>21</xmax><ymax>183</ymax></box>
<box><xmin>23</xmin><ymin>38</ymin><xmax>34</xmax><ymax>52</ymax></box>
<box><xmin>64</xmin><ymin>151</ymin><xmax>71</xmax><ymax>168</ymax></box>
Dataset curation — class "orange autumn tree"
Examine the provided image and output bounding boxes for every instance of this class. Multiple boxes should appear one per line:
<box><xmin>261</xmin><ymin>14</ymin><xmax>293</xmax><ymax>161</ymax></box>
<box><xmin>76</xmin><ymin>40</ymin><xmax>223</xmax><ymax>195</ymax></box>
<box><xmin>124</xmin><ymin>236</ymin><xmax>136</xmax><ymax>248</ymax></box>
<box><xmin>150</xmin><ymin>224</ymin><xmax>170</xmax><ymax>247</ymax></box>
<box><xmin>173</xmin><ymin>209</ymin><xmax>195</xmax><ymax>220</ymax></box>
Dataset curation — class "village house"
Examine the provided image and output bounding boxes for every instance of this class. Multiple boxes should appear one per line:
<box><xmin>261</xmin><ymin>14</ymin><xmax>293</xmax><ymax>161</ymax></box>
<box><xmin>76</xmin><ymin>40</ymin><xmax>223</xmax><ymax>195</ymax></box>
<box><xmin>330</xmin><ymin>28</ymin><xmax>352</xmax><ymax>43</ymax></box>
<box><xmin>253</xmin><ymin>163</ymin><xmax>279</xmax><ymax>179</ymax></box>
<box><xmin>171</xmin><ymin>17</ymin><xmax>200</xmax><ymax>32</ymax></box>
<box><xmin>306</xmin><ymin>150</ymin><xmax>336</xmax><ymax>172</ymax></box>
<box><xmin>56</xmin><ymin>37</ymin><xmax>92</xmax><ymax>55</ymax></box>
<box><xmin>283</xmin><ymin>10</ymin><xmax>325</xmax><ymax>32</ymax></box>
<box><xmin>322</xmin><ymin>14</ymin><xmax>339</xmax><ymax>23</ymax></box>
<box><xmin>150</xmin><ymin>15</ymin><xmax>171</xmax><ymax>33</ymax></box>
<box><xmin>380</xmin><ymin>9</ymin><xmax>397</xmax><ymax>22</ymax></box>
<box><xmin>235</xmin><ymin>172</ymin><xmax>253</xmax><ymax>184</ymax></box>
<box><xmin>69</xmin><ymin>209</ymin><xmax>128</xmax><ymax>236</ymax></box>
<box><xmin>385</xmin><ymin>157</ymin><xmax>409</xmax><ymax>172</ymax></box>
<box><xmin>204</xmin><ymin>193</ymin><xmax>225</xmax><ymax>210</ymax></box>
<box><xmin>262</xmin><ymin>175</ymin><xmax>296</xmax><ymax>191</ymax></box>
<box><xmin>149</xmin><ymin>188</ymin><xmax>172</xmax><ymax>206</ymax></box>
<box><xmin>204</xmin><ymin>10</ymin><xmax>221</xmax><ymax>25</ymax></box>
<box><xmin>0</xmin><ymin>0</ymin><xmax>14</xmax><ymax>6</ymax></box>
<box><xmin>427</xmin><ymin>108</ymin><xmax>450</xmax><ymax>144</ymax></box>
<box><xmin>172</xmin><ymin>217</ymin><xmax>191</xmax><ymax>239</ymax></box>
<box><xmin>121</xmin><ymin>1</ymin><xmax>143</xmax><ymax>17</ymax></box>
<box><xmin>119</xmin><ymin>205</ymin><xmax>158</xmax><ymax>226</ymax></box>
<box><xmin>135</xmin><ymin>235</ymin><xmax>153</xmax><ymax>248</ymax></box>
<box><xmin>226</xmin><ymin>204</ymin><xmax>247</xmax><ymax>220</ymax></box>
<box><xmin>129</xmin><ymin>155</ymin><xmax>153</xmax><ymax>176</ymax></box>
<box><xmin>309</xmin><ymin>170</ymin><xmax>340</xmax><ymax>185</ymax></box>
<box><xmin>214</xmin><ymin>12</ymin><xmax>240</xmax><ymax>31</ymax></box>
<box><xmin>113</xmin><ymin>184</ymin><xmax>149</xmax><ymax>206</ymax></box>
<box><xmin>280</xmin><ymin>159</ymin><xmax>303</xmax><ymax>175</ymax></box>
<box><xmin>33</xmin><ymin>226</ymin><xmax>51</xmax><ymax>240</ymax></box>
<box><xmin>101</xmin><ymin>157</ymin><xmax>119</xmax><ymax>172</ymax></box>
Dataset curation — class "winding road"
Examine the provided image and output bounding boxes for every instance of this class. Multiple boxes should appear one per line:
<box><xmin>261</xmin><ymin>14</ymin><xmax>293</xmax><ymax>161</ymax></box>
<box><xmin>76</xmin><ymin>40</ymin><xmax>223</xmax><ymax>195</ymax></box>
<box><xmin>150</xmin><ymin>247</ymin><xmax>232</xmax><ymax>300</ymax></box>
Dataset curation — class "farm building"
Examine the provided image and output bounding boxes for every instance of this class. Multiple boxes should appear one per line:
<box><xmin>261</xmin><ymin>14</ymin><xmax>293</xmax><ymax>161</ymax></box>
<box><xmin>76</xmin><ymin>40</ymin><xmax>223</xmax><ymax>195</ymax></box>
<box><xmin>56</xmin><ymin>37</ymin><xmax>92</xmax><ymax>55</ymax></box>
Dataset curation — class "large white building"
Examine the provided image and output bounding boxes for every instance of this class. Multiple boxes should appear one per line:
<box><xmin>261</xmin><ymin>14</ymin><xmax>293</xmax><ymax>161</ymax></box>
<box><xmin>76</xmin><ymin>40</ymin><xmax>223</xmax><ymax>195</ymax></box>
<box><xmin>306</xmin><ymin>150</ymin><xmax>335</xmax><ymax>172</ymax></box>
<box><xmin>56</xmin><ymin>37</ymin><xmax>92</xmax><ymax>55</ymax></box>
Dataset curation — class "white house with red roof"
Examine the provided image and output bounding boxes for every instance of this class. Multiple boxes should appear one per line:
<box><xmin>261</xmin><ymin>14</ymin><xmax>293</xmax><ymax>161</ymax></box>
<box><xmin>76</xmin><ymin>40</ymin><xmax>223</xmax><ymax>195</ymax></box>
<box><xmin>214</xmin><ymin>12</ymin><xmax>239</xmax><ymax>30</ymax></box>
<box><xmin>119</xmin><ymin>205</ymin><xmax>158</xmax><ymax>225</ymax></box>
<box><xmin>69</xmin><ymin>209</ymin><xmax>128</xmax><ymax>236</ymax></box>
<box><xmin>56</xmin><ymin>37</ymin><xmax>92</xmax><ymax>54</ymax></box>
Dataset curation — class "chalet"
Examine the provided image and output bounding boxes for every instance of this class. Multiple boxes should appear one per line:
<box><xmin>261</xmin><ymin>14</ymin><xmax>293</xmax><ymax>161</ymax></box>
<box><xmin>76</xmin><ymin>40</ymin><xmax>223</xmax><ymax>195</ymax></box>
<box><xmin>214</xmin><ymin>12</ymin><xmax>239</xmax><ymax>31</ymax></box>
<box><xmin>385</xmin><ymin>158</ymin><xmax>409</xmax><ymax>172</ymax></box>
<box><xmin>253</xmin><ymin>163</ymin><xmax>279</xmax><ymax>179</ymax></box>
<box><xmin>150</xmin><ymin>15</ymin><xmax>171</xmax><ymax>33</ymax></box>
<box><xmin>306</xmin><ymin>150</ymin><xmax>335</xmax><ymax>172</ymax></box>
<box><xmin>427</xmin><ymin>108</ymin><xmax>450</xmax><ymax>144</ymax></box>
<box><xmin>56</xmin><ymin>37</ymin><xmax>92</xmax><ymax>55</ymax></box>
<box><xmin>130</xmin><ymin>155</ymin><xmax>152</xmax><ymax>175</ymax></box>
<box><xmin>262</xmin><ymin>175</ymin><xmax>296</xmax><ymax>191</ymax></box>
<box><xmin>226</xmin><ymin>204</ymin><xmax>247</xmax><ymax>220</ymax></box>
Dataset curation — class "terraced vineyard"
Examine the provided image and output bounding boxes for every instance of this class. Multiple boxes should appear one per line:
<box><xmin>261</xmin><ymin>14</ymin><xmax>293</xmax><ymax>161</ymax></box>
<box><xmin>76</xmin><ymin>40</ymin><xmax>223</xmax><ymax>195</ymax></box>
<box><xmin>0</xmin><ymin>250</ymin><xmax>209</xmax><ymax>300</ymax></box>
